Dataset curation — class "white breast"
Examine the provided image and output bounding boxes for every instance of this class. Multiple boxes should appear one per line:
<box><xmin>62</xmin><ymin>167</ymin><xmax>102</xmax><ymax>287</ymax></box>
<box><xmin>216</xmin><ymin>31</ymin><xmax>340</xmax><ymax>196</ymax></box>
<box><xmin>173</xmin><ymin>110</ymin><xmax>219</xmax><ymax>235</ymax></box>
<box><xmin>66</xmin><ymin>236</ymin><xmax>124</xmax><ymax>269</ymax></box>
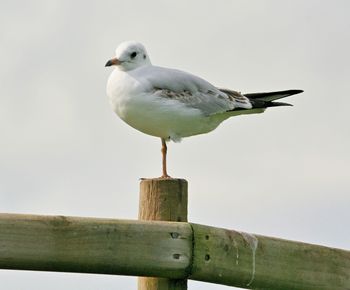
<box><xmin>107</xmin><ymin>69</ymin><xmax>138</xmax><ymax>116</ymax></box>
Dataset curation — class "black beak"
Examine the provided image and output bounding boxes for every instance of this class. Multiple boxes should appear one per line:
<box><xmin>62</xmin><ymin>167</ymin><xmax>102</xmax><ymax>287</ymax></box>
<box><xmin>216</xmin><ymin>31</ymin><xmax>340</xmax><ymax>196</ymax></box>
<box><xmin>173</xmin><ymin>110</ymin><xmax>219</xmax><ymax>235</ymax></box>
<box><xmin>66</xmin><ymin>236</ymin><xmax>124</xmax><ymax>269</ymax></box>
<box><xmin>105</xmin><ymin>58</ymin><xmax>120</xmax><ymax>67</ymax></box>
<box><xmin>105</xmin><ymin>60</ymin><xmax>113</xmax><ymax>67</ymax></box>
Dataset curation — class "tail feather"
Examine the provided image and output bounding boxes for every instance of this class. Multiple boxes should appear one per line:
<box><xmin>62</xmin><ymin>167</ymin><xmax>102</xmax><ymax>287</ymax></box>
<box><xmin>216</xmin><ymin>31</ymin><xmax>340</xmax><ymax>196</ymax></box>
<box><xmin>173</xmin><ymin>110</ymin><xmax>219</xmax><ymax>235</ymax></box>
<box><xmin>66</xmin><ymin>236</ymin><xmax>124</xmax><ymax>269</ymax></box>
<box><xmin>249</xmin><ymin>98</ymin><xmax>294</xmax><ymax>109</ymax></box>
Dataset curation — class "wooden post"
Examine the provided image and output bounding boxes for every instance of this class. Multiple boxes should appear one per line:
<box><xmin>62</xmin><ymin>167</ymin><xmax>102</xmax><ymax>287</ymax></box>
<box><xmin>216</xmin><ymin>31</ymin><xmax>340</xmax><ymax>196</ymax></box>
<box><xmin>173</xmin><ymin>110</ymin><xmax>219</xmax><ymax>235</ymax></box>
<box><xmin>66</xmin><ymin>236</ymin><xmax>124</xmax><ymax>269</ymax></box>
<box><xmin>138</xmin><ymin>178</ymin><xmax>188</xmax><ymax>290</ymax></box>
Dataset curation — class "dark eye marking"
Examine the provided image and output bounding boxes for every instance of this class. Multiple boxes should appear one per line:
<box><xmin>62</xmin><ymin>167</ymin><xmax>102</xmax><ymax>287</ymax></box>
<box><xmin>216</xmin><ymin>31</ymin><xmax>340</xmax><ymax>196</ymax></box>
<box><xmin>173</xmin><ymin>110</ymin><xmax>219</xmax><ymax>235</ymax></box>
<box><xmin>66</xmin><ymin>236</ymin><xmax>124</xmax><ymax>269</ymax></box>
<box><xmin>130</xmin><ymin>52</ymin><xmax>137</xmax><ymax>58</ymax></box>
<box><xmin>143</xmin><ymin>54</ymin><xmax>146</xmax><ymax>59</ymax></box>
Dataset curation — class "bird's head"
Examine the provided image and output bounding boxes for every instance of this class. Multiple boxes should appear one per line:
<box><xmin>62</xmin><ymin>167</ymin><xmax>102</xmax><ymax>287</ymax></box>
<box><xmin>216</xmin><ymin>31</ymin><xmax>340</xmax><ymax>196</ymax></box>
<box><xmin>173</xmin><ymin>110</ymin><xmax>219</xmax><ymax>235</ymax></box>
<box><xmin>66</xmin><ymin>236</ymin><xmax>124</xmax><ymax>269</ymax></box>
<box><xmin>105</xmin><ymin>41</ymin><xmax>151</xmax><ymax>71</ymax></box>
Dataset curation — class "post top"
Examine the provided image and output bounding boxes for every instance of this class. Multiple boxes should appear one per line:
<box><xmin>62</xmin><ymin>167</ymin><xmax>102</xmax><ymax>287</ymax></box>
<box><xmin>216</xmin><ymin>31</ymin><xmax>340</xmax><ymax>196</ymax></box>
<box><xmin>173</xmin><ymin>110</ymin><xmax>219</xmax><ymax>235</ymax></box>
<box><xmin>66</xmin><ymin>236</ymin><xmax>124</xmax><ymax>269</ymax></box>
<box><xmin>140</xmin><ymin>178</ymin><xmax>188</xmax><ymax>184</ymax></box>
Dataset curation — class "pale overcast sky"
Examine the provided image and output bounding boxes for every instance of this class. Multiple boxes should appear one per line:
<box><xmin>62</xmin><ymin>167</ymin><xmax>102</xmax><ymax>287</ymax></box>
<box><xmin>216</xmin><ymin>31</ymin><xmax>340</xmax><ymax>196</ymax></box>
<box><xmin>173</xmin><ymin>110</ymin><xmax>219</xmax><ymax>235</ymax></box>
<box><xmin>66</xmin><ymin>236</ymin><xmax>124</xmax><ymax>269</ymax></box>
<box><xmin>0</xmin><ymin>1</ymin><xmax>349</xmax><ymax>289</ymax></box>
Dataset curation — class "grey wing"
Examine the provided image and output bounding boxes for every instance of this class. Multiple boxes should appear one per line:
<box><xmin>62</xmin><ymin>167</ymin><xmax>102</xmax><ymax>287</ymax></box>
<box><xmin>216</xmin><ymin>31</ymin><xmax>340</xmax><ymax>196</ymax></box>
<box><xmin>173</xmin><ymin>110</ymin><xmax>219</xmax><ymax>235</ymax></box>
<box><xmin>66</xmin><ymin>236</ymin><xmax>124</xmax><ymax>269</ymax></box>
<box><xmin>152</xmin><ymin>87</ymin><xmax>239</xmax><ymax>116</ymax></box>
<box><xmin>218</xmin><ymin>88</ymin><xmax>254</xmax><ymax>110</ymax></box>
<box><xmin>137</xmin><ymin>65</ymin><xmax>253</xmax><ymax>115</ymax></box>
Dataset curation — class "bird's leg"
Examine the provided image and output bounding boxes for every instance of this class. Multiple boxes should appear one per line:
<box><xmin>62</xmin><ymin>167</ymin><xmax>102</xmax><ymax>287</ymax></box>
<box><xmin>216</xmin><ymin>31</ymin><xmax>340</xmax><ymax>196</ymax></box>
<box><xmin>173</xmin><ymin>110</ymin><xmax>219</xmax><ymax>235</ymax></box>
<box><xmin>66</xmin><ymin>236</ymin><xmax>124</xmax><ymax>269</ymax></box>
<box><xmin>161</xmin><ymin>138</ymin><xmax>171</xmax><ymax>178</ymax></box>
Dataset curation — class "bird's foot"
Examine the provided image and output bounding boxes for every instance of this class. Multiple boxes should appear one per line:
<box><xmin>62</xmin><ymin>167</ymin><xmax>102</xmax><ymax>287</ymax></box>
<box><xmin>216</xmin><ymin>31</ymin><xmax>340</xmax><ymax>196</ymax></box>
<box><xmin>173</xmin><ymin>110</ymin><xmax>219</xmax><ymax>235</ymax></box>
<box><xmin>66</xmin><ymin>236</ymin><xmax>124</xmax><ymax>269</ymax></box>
<box><xmin>159</xmin><ymin>174</ymin><xmax>172</xmax><ymax>179</ymax></box>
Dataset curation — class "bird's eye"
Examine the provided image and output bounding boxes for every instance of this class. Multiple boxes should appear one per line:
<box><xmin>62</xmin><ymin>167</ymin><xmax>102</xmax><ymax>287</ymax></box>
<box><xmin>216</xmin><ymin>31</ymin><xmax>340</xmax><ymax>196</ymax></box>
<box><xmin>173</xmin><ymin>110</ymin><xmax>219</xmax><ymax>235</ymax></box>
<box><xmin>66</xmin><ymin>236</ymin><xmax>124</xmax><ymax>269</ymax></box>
<box><xmin>130</xmin><ymin>52</ymin><xmax>137</xmax><ymax>58</ymax></box>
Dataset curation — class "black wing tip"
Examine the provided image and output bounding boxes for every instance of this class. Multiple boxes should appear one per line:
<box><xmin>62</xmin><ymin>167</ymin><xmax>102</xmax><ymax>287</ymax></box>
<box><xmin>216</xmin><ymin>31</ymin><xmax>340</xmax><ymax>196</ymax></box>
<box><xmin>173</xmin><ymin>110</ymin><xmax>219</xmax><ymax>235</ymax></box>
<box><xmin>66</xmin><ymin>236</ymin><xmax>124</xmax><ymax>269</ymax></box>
<box><xmin>267</xmin><ymin>89</ymin><xmax>304</xmax><ymax>96</ymax></box>
<box><xmin>244</xmin><ymin>89</ymin><xmax>304</xmax><ymax>100</ymax></box>
<box><xmin>287</xmin><ymin>89</ymin><xmax>304</xmax><ymax>95</ymax></box>
<box><xmin>268</xmin><ymin>101</ymin><xmax>293</xmax><ymax>107</ymax></box>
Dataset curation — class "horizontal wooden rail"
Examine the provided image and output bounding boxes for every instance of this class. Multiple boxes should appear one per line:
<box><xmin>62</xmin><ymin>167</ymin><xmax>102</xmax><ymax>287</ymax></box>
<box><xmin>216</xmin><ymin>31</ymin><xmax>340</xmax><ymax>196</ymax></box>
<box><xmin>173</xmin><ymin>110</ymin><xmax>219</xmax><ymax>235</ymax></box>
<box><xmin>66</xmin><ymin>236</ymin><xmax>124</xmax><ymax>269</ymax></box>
<box><xmin>190</xmin><ymin>224</ymin><xmax>350</xmax><ymax>289</ymax></box>
<box><xmin>0</xmin><ymin>214</ymin><xmax>192</xmax><ymax>278</ymax></box>
<box><xmin>0</xmin><ymin>213</ymin><xmax>349</xmax><ymax>290</ymax></box>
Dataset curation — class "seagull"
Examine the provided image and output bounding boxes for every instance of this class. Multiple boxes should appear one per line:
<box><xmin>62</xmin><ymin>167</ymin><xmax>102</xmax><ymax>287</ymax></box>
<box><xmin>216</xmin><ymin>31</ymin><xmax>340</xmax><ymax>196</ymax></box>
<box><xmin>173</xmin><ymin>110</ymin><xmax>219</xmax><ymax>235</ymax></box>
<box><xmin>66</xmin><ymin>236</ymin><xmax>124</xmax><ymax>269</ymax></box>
<box><xmin>105</xmin><ymin>41</ymin><xmax>303</xmax><ymax>178</ymax></box>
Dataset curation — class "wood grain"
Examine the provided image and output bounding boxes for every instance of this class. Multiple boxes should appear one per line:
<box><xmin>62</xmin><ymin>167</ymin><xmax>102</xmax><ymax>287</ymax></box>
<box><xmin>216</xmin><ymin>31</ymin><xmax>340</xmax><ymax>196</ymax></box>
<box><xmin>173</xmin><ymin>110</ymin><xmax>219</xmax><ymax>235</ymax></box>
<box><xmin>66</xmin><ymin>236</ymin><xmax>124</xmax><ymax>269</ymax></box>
<box><xmin>190</xmin><ymin>223</ymin><xmax>350</xmax><ymax>290</ymax></box>
<box><xmin>138</xmin><ymin>178</ymin><xmax>189</xmax><ymax>290</ymax></box>
<box><xmin>0</xmin><ymin>213</ymin><xmax>192</xmax><ymax>279</ymax></box>
<box><xmin>1</xmin><ymin>210</ymin><xmax>349</xmax><ymax>289</ymax></box>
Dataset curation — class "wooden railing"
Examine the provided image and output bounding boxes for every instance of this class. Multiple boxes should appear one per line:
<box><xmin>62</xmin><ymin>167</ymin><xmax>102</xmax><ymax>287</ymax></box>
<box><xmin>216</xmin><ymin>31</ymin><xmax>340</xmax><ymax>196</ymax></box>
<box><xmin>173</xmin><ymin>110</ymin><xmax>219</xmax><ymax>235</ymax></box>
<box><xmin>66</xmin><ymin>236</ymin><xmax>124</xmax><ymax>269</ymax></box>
<box><xmin>0</xmin><ymin>179</ymin><xmax>349</xmax><ymax>290</ymax></box>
